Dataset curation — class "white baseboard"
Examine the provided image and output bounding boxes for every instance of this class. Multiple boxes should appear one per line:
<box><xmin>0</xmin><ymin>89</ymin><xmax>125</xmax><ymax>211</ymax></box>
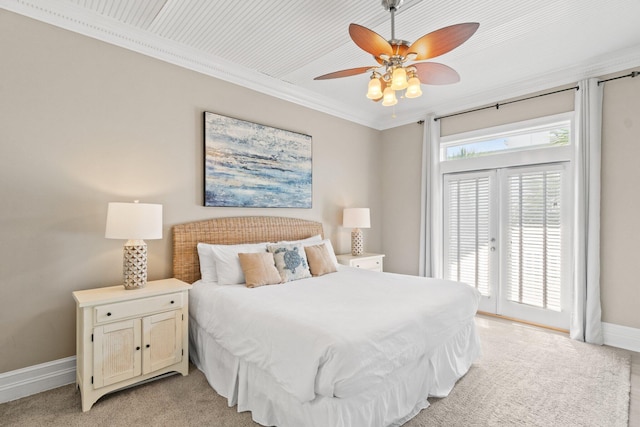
<box><xmin>603</xmin><ymin>322</ymin><xmax>640</xmax><ymax>353</ymax></box>
<box><xmin>1</xmin><ymin>322</ymin><xmax>638</xmax><ymax>404</ymax></box>
<box><xmin>0</xmin><ymin>356</ymin><xmax>76</xmax><ymax>404</ymax></box>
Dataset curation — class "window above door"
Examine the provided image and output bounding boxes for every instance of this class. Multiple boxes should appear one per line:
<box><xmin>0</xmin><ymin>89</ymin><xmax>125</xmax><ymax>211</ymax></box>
<box><xmin>440</xmin><ymin>113</ymin><xmax>574</xmax><ymax>174</ymax></box>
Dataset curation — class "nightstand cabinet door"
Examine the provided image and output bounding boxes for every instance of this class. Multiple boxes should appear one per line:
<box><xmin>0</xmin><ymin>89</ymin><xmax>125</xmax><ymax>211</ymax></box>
<box><xmin>93</xmin><ymin>319</ymin><xmax>142</xmax><ymax>388</ymax></box>
<box><xmin>143</xmin><ymin>310</ymin><xmax>183</xmax><ymax>374</ymax></box>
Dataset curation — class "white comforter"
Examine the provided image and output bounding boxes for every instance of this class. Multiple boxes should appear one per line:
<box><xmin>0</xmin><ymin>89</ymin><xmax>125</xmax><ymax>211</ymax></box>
<box><xmin>190</xmin><ymin>267</ymin><xmax>479</xmax><ymax>404</ymax></box>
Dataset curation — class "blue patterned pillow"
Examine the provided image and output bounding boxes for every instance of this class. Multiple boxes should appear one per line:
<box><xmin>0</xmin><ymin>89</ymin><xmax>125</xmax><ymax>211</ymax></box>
<box><xmin>267</xmin><ymin>243</ymin><xmax>312</xmax><ymax>282</ymax></box>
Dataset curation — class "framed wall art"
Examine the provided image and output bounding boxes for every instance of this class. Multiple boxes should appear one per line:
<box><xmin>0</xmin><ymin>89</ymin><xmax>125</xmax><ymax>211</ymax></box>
<box><xmin>203</xmin><ymin>112</ymin><xmax>312</xmax><ymax>208</ymax></box>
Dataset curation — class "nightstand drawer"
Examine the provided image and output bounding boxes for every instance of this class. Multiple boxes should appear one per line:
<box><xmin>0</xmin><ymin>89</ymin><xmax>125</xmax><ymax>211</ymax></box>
<box><xmin>337</xmin><ymin>253</ymin><xmax>385</xmax><ymax>272</ymax></box>
<box><xmin>95</xmin><ymin>293</ymin><xmax>183</xmax><ymax>324</ymax></box>
<box><xmin>352</xmin><ymin>258</ymin><xmax>383</xmax><ymax>271</ymax></box>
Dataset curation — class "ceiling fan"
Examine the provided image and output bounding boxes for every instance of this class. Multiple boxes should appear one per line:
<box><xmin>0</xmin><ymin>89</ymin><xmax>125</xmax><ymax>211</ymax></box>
<box><xmin>314</xmin><ymin>0</ymin><xmax>479</xmax><ymax>107</ymax></box>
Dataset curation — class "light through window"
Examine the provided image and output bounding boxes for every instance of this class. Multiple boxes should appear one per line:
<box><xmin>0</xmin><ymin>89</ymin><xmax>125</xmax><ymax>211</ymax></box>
<box><xmin>443</xmin><ymin>120</ymin><xmax>570</xmax><ymax>161</ymax></box>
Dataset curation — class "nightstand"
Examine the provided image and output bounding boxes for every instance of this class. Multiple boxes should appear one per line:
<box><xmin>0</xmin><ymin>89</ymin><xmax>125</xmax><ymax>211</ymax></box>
<box><xmin>73</xmin><ymin>278</ymin><xmax>192</xmax><ymax>412</ymax></box>
<box><xmin>336</xmin><ymin>253</ymin><xmax>385</xmax><ymax>272</ymax></box>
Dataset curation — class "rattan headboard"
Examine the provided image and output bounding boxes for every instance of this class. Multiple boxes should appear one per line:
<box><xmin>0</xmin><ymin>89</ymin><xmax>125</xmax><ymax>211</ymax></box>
<box><xmin>172</xmin><ymin>216</ymin><xmax>324</xmax><ymax>284</ymax></box>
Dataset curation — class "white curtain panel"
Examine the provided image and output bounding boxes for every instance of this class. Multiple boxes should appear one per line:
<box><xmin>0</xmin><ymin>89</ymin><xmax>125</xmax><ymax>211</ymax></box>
<box><xmin>418</xmin><ymin>115</ymin><xmax>441</xmax><ymax>278</ymax></box>
<box><xmin>571</xmin><ymin>78</ymin><xmax>604</xmax><ymax>344</ymax></box>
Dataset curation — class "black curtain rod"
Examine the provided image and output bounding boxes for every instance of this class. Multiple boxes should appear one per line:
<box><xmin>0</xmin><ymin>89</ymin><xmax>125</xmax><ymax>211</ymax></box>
<box><xmin>433</xmin><ymin>86</ymin><xmax>579</xmax><ymax>122</ymax></box>
<box><xmin>428</xmin><ymin>71</ymin><xmax>639</xmax><ymax>123</ymax></box>
<box><xmin>597</xmin><ymin>70</ymin><xmax>639</xmax><ymax>85</ymax></box>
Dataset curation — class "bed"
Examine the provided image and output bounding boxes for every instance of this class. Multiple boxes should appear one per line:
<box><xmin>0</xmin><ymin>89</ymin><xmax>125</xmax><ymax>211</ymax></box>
<box><xmin>172</xmin><ymin>216</ymin><xmax>480</xmax><ymax>427</ymax></box>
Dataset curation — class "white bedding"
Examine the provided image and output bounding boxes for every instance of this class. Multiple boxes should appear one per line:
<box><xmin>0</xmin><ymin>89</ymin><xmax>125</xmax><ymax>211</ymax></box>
<box><xmin>190</xmin><ymin>266</ymin><xmax>480</xmax><ymax>404</ymax></box>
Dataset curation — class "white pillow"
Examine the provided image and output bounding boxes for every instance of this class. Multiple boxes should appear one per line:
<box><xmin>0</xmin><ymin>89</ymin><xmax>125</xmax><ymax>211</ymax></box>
<box><xmin>197</xmin><ymin>242</ymin><xmax>218</xmax><ymax>283</ymax></box>
<box><xmin>197</xmin><ymin>236</ymin><xmax>331</xmax><ymax>283</ymax></box>
<box><xmin>277</xmin><ymin>234</ymin><xmax>322</xmax><ymax>245</ymax></box>
<box><xmin>212</xmin><ymin>242</ymin><xmax>268</xmax><ymax>285</ymax></box>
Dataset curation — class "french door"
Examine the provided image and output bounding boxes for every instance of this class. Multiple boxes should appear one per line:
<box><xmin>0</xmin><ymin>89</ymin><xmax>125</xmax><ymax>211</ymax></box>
<box><xmin>443</xmin><ymin>163</ymin><xmax>571</xmax><ymax>329</ymax></box>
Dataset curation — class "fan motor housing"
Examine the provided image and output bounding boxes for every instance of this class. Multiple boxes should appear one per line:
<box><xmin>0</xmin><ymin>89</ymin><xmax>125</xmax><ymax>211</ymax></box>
<box><xmin>374</xmin><ymin>40</ymin><xmax>410</xmax><ymax>65</ymax></box>
<box><xmin>381</xmin><ymin>0</ymin><xmax>404</xmax><ymax>11</ymax></box>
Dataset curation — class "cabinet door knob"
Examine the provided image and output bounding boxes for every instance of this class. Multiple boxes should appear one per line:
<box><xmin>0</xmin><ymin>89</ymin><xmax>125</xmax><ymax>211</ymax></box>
<box><xmin>146</xmin><ymin>344</ymin><xmax>150</xmax><ymax>348</ymax></box>
<box><xmin>136</xmin><ymin>346</ymin><xmax>140</xmax><ymax>351</ymax></box>
<box><xmin>170</xmin><ymin>300</ymin><xmax>175</xmax><ymax>304</ymax></box>
<box><xmin>106</xmin><ymin>312</ymin><xmax>112</xmax><ymax>317</ymax></box>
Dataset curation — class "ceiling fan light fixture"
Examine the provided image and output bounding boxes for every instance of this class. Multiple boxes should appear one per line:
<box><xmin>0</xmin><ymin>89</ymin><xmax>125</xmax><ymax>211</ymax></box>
<box><xmin>381</xmin><ymin>86</ymin><xmax>398</xmax><ymax>106</ymax></box>
<box><xmin>405</xmin><ymin>76</ymin><xmax>422</xmax><ymax>98</ymax></box>
<box><xmin>366</xmin><ymin>76</ymin><xmax>383</xmax><ymax>99</ymax></box>
<box><xmin>390</xmin><ymin>66</ymin><xmax>409</xmax><ymax>90</ymax></box>
<box><xmin>313</xmin><ymin>0</ymin><xmax>478</xmax><ymax>113</ymax></box>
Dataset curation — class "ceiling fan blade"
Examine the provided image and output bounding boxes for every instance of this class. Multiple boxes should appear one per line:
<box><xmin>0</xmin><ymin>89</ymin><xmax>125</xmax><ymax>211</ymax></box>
<box><xmin>413</xmin><ymin>62</ymin><xmax>460</xmax><ymax>85</ymax></box>
<box><xmin>314</xmin><ymin>66</ymin><xmax>373</xmax><ymax>80</ymax></box>
<box><xmin>408</xmin><ymin>22</ymin><xmax>479</xmax><ymax>61</ymax></box>
<box><xmin>349</xmin><ymin>23</ymin><xmax>393</xmax><ymax>58</ymax></box>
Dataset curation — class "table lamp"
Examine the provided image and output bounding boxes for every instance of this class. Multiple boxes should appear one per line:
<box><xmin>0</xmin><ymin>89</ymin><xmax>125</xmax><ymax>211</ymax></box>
<box><xmin>343</xmin><ymin>208</ymin><xmax>370</xmax><ymax>256</ymax></box>
<box><xmin>105</xmin><ymin>201</ymin><xmax>163</xmax><ymax>289</ymax></box>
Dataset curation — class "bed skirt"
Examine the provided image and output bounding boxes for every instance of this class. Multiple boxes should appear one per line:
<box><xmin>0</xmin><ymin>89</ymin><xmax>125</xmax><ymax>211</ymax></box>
<box><xmin>189</xmin><ymin>316</ymin><xmax>480</xmax><ymax>427</ymax></box>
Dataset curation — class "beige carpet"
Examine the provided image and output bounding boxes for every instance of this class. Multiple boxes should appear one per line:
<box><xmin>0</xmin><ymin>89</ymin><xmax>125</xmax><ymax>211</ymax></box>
<box><xmin>0</xmin><ymin>316</ymin><xmax>631</xmax><ymax>427</ymax></box>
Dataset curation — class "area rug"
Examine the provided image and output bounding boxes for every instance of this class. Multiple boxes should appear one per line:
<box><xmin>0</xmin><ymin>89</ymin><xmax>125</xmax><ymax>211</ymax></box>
<box><xmin>407</xmin><ymin>316</ymin><xmax>631</xmax><ymax>427</ymax></box>
<box><xmin>0</xmin><ymin>316</ymin><xmax>630</xmax><ymax>426</ymax></box>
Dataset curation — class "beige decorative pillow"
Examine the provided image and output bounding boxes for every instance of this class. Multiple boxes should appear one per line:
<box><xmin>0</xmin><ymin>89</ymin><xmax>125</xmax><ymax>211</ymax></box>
<box><xmin>304</xmin><ymin>243</ymin><xmax>338</xmax><ymax>277</ymax></box>
<box><xmin>238</xmin><ymin>252</ymin><xmax>282</xmax><ymax>288</ymax></box>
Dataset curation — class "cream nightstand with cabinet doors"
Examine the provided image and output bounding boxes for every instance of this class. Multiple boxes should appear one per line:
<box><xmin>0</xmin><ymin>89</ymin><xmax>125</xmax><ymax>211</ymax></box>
<box><xmin>336</xmin><ymin>253</ymin><xmax>385</xmax><ymax>272</ymax></box>
<box><xmin>73</xmin><ymin>278</ymin><xmax>192</xmax><ymax>412</ymax></box>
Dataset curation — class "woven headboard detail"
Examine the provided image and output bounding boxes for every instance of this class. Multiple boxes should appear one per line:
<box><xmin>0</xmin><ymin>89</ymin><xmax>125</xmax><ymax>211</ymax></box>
<box><xmin>172</xmin><ymin>216</ymin><xmax>324</xmax><ymax>284</ymax></box>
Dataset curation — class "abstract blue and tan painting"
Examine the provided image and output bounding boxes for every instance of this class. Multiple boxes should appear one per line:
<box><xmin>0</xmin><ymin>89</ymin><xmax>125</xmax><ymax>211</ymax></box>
<box><xmin>204</xmin><ymin>112</ymin><xmax>312</xmax><ymax>208</ymax></box>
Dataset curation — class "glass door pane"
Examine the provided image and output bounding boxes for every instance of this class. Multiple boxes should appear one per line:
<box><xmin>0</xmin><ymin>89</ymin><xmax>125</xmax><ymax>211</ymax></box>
<box><xmin>443</xmin><ymin>170</ymin><xmax>498</xmax><ymax>313</ymax></box>
<box><xmin>498</xmin><ymin>164</ymin><xmax>570</xmax><ymax>328</ymax></box>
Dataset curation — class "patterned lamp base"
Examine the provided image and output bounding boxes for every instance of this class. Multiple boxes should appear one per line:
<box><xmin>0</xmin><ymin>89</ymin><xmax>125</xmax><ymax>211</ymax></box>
<box><xmin>351</xmin><ymin>228</ymin><xmax>364</xmax><ymax>256</ymax></box>
<box><xmin>123</xmin><ymin>240</ymin><xmax>148</xmax><ymax>290</ymax></box>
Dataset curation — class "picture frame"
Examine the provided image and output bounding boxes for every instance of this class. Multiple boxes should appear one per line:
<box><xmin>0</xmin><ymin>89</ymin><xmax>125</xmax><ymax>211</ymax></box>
<box><xmin>203</xmin><ymin>112</ymin><xmax>312</xmax><ymax>208</ymax></box>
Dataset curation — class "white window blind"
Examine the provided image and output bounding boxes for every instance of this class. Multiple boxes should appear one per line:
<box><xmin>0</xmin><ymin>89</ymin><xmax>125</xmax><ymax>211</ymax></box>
<box><xmin>445</xmin><ymin>175</ymin><xmax>491</xmax><ymax>296</ymax></box>
<box><xmin>506</xmin><ymin>169</ymin><xmax>563</xmax><ymax>311</ymax></box>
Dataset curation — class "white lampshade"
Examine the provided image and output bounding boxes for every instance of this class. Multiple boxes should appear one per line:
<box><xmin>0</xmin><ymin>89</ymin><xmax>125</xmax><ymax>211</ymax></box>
<box><xmin>381</xmin><ymin>86</ymin><xmax>398</xmax><ymax>107</ymax></box>
<box><xmin>343</xmin><ymin>208</ymin><xmax>371</xmax><ymax>229</ymax></box>
<box><xmin>405</xmin><ymin>76</ymin><xmax>422</xmax><ymax>98</ymax></box>
<box><xmin>390</xmin><ymin>67</ymin><xmax>409</xmax><ymax>91</ymax></box>
<box><xmin>366</xmin><ymin>77</ymin><xmax>383</xmax><ymax>99</ymax></box>
<box><xmin>105</xmin><ymin>202</ymin><xmax>163</xmax><ymax>240</ymax></box>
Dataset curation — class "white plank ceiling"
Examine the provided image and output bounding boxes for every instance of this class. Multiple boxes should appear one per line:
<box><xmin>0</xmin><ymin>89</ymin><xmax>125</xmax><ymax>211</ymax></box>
<box><xmin>4</xmin><ymin>0</ymin><xmax>640</xmax><ymax>129</ymax></box>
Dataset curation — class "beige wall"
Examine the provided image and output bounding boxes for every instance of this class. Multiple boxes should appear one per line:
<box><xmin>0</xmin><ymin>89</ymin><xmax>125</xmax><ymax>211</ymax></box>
<box><xmin>439</xmin><ymin>86</ymin><xmax>575</xmax><ymax>137</ymax></box>
<box><xmin>381</xmin><ymin>75</ymin><xmax>640</xmax><ymax>330</ymax></box>
<box><xmin>380</xmin><ymin>122</ymin><xmax>424</xmax><ymax>275</ymax></box>
<box><xmin>0</xmin><ymin>11</ymin><xmax>382</xmax><ymax>373</ymax></box>
<box><xmin>600</xmin><ymin>73</ymin><xmax>640</xmax><ymax>328</ymax></box>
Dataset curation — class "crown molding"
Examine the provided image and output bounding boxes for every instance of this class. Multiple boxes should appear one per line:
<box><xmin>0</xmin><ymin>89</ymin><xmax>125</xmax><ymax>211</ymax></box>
<box><xmin>435</xmin><ymin>47</ymin><xmax>640</xmax><ymax>117</ymax></box>
<box><xmin>0</xmin><ymin>0</ymin><xmax>378</xmax><ymax>129</ymax></box>
<box><xmin>375</xmin><ymin>44</ymin><xmax>640</xmax><ymax>130</ymax></box>
<box><xmin>3</xmin><ymin>0</ymin><xmax>640</xmax><ymax>131</ymax></box>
